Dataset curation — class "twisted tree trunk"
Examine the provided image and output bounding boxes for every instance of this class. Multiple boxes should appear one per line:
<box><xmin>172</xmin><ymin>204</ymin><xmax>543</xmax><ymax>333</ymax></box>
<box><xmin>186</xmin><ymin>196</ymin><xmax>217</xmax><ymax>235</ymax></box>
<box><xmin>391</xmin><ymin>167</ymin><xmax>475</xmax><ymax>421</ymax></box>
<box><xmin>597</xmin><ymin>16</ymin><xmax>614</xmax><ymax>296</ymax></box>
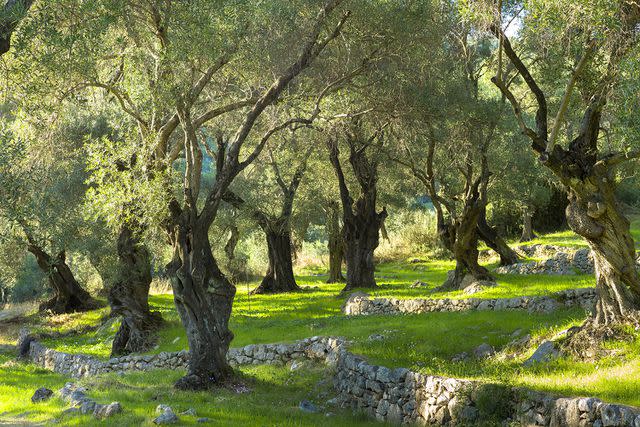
<box><xmin>327</xmin><ymin>124</ymin><xmax>386</xmax><ymax>292</ymax></box>
<box><xmin>477</xmin><ymin>208</ymin><xmax>520</xmax><ymax>266</ymax></box>
<box><xmin>326</xmin><ymin>203</ymin><xmax>345</xmax><ymax>283</ymax></box>
<box><xmin>492</xmin><ymin>20</ymin><xmax>640</xmax><ymax>327</ymax></box>
<box><xmin>342</xmin><ymin>205</ymin><xmax>386</xmax><ymax>291</ymax></box>
<box><xmin>440</xmin><ymin>200</ymin><xmax>493</xmax><ymax>291</ymax></box>
<box><xmin>27</xmin><ymin>245</ymin><xmax>97</xmax><ymax>314</ymax></box>
<box><xmin>520</xmin><ymin>208</ymin><xmax>537</xmax><ymax>242</ymax></box>
<box><xmin>564</xmin><ymin>171</ymin><xmax>640</xmax><ymax>325</ymax></box>
<box><xmin>109</xmin><ymin>225</ymin><xmax>162</xmax><ymax>356</ymax></box>
<box><xmin>251</xmin><ymin>222</ymin><xmax>300</xmax><ymax>294</ymax></box>
<box><xmin>167</xmin><ymin>204</ymin><xmax>235</xmax><ymax>390</ymax></box>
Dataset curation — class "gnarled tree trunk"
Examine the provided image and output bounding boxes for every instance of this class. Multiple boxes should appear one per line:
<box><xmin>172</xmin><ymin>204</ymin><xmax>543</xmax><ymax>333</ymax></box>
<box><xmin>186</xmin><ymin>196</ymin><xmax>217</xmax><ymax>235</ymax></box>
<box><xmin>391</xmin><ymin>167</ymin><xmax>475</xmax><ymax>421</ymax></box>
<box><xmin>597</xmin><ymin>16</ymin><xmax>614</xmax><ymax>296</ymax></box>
<box><xmin>440</xmin><ymin>200</ymin><xmax>493</xmax><ymax>291</ymax></box>
<box><xmin>326</xmin><ymin>202</ymin><xmax>345</xmax><ymax>283</ymax></box>
<box><xmin>492</xmin><ymin>20</ymin><xmax>640</xmax><ymax>327</ymax></box>
<box><xmin>27</xmin><ymin>244</ymin><xmax>97</xmax><ymax>314</ymax></box>
<box><xmin>328</xmin><ymin>123</ymin><xmax>387</xmax><ymax>293</ymax></box>
<box><xmin>167</xmin><ymin>205</ymin><xmax>235</xmax><ymax>390</ymax></box>
<box><xmin>342</xmin><ymin>205</ymin><xmax>386</xmax><ymax>291</ymax></box>
<box><xmin>520</xmin><ymin>208</ymin><xmax>537</xmax><ymax>242</ymax></box>
<box><xmin>252</xmin><ymin>222</ymin><xmax>300</xmax><ymax>294</ymax></box>
<box><xmin>477</xmin><ymin>208</ymin><xmax>520</xmax><ymax>265</ymax></box>
<box><xmin>109</xmin><ymin>225</ymin><xmax>162</xmax><ymax>356</ymax></box>
<box><xmin>565</xmin><ymin>175</ymin><xmax>640</xmax><ymax>325</ymax></box>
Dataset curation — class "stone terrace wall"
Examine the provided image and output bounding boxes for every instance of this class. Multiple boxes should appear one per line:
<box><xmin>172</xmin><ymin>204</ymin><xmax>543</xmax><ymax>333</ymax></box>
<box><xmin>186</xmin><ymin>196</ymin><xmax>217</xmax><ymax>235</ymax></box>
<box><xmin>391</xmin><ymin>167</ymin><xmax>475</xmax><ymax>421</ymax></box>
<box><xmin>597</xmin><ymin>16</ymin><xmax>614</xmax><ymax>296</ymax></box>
<box><xmin>22</xmin><ymin>334</ymin><xmax>640</xmax><ymax>426</ymax></box>
<box><xmin>25</xmin><ymin>336</ymin><xmax>342</xmax><ymax>378</ymax></box>
<box><xmin>497</xmin><ymin>248</ymin><xmax>594</xmax><ymax>275</ymax></box>
<box><xmin>343</xmin><ymin>288</ymin><xmax>597</xmax><ymax>317</ymax></box>
<box><xmin>334</xmin><ymin>350</ymin><xmax>640</xmax><ymax>426</ymax></box>
<box><xmin>496</xmin><ymin>245</ymin><xmax>640</xmax><ymax>276</ymax></box>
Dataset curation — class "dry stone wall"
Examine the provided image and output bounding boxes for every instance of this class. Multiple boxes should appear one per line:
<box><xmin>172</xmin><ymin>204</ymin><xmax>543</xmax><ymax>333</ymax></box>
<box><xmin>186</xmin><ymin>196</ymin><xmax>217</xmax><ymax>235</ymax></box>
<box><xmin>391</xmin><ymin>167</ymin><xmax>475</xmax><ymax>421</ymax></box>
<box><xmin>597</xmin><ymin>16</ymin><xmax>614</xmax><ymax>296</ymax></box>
<box><xmin>496</xmin><ymin>245</ymin><xmax>640</xmax><ymax>276</ymax></box>
<box><xmin>334</xmin><ymin>350</ymin><xmax>640</xmax><ymax>426</ymax></box>
<box><xmin>342</xmin><ymin>288</ymin><xmax>597</xmax><ymax>316</ymax></box>
<box><xmin>21</xmin><ymin>334</ymin><xmax>640</xmax><ymax>426</ymax></box>
<box><xmin>24</xmin><ymin>336</ymin><xmax>341</xmax><ymax>378</ymax></box>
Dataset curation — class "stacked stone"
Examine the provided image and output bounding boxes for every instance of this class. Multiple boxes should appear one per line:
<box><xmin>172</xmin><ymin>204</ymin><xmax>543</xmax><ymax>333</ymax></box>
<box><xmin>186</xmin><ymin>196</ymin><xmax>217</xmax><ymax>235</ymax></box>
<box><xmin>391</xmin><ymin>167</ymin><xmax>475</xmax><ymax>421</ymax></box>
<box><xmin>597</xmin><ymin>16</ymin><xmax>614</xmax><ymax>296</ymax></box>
<box><xmin>515</xmin><ymin>390</ymin><xmax>640</xmax><ymax>427</ymax></box>
<box><xmin>571</xmin><ymin>248</ymin><xmax>595</xmax><ymax>274</ymax></box>
<box><xmin>23</xmin><ymin>332</ymin><xmax>640</xmax><ymax>426</ymax></box>
<box><xmin>496</xmin><ymin>251</ymin><xmax>577</xmax><ymax>275</ymax></box>
<box><xmin>343</xmin><ymin>288</ymin><xmax>597</xmax><ymax>317</ymax></box>
<box><xmin>334</xmin><ymin>351</ymin><xmax>480</xmax><ymax>425</ymax></box>
<box><xmin>333</xmin><ymin>349</ymin><xmax>640</xmax><ymax>426</ymax></box>
<box><xmin>25</xmin><ymin>336</ymin><xmax>345</xmax><ymax>378</ymax></box>
<box><xmin>518</xmin><ymin>244</ymin><xmax>567</xmax><ymax>258</ymax></box>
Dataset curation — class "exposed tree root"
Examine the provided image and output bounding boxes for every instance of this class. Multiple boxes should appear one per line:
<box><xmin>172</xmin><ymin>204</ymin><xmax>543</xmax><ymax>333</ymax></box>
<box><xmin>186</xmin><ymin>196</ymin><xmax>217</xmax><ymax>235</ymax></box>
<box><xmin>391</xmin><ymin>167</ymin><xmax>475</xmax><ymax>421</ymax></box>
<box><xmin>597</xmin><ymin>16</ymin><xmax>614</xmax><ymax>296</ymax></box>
<box><xmin>559</xmin><ymin>315</ymin><xmax>639</xmax><ymax>361</ymax></box>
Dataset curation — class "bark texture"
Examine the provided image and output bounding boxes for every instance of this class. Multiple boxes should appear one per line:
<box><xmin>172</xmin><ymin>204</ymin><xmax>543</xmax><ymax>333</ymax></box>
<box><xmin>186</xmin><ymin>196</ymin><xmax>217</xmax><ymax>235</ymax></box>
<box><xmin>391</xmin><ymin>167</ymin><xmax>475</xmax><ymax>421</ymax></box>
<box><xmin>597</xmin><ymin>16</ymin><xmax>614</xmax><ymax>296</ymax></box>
<box><xmin>167</xmin><ymin>203</ymin><xmax>235</xmax><ymax>390</ymax></box>
<box><xmin>477</xmin><ymin>208</ymin><xmax>520</xmax><ymax>266</ymax></box>
<box><xmin>520</xmin><ymin>208</ymin><xmax>537</xmax><ymax>242</ymax></box>
<box><xmin>253</xmin><ymin>223</ymin><xmax>300</xmax><ymax>294</ymax></box>
<box><xmin>326</xmin><ymin>201</ymin><xmax>345</xmax><ymax>283</ymax></box>
<box><xmin>27</xmin><ymin>244</ymin><xmax>97</xmax><ymax>314</ymax></box>
<box><xmin>493</xmin><ymin>17</ymin><xmax>640</xmax><ymax>325</ymax></box>
<box><xmin>224</xmin><ymin>225</ymin><xmax>240</xmax><ymax>261</ymax></box>
<box><xmin>439</xmin><ymin>182</ymin><xmax>493</xmax><ymax>290</ymax></box>
<box><xmin>109</xmin><ymin>226</ymin><xmax>162</xmax><ymax>357</ymax></box>
<box><xmin>328</xmin><ymin>123</ymin><xmax>387</xmax><ymax>292</ymax></box>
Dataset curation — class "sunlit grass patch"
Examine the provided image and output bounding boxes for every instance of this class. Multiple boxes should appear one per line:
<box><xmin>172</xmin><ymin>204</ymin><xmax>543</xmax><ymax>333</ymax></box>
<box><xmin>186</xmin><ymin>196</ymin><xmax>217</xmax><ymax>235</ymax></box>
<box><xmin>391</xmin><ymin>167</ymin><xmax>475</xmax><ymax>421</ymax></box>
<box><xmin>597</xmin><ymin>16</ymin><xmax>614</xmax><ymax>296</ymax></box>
<box><xmin>0</xmin><ymin>349</ymin><xmax>378</xmax><ymax>426</ymax></box>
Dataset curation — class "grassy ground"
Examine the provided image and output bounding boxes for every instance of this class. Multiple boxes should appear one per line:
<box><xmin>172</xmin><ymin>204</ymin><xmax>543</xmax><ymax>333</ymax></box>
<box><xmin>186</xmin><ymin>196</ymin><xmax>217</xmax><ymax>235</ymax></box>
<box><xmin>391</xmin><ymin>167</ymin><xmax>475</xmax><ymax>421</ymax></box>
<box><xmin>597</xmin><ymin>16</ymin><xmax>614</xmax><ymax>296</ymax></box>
<box><xmin>0</xmin><ymin>351</ymin><xmax>379</xmax><ymax>426</ymax></box>
<box><xmin>512</xmin><ymin>215</ymin><xmax>640</xmax><ymax>249</ymax></box>
<box><xmin>2</xmin><ymin>218</ymin><xmax>640</xmax><ymax>425</ymax></box>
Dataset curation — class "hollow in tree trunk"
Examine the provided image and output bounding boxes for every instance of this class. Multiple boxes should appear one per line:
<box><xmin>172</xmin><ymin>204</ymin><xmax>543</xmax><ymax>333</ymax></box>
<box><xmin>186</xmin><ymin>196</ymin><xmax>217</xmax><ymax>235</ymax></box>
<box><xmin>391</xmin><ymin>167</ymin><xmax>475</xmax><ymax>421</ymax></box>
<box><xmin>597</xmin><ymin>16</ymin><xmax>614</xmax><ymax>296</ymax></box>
<box><xmin>520</xmin><ymin>208</ymin><xmax>537</xmax><ymax>242</ymax></box>
<box><xmin>477</xmin><ymin>208</ymin><xmax>520</xmax><ymax>266</ymax></box>
<box><xmin>167</xmin><ymin>203</ymin><xmax>236</xmax><ymax>390</ymax></box>
<box><xmin>109</xmin><ymin>225</ymin><xmax>163</xmax><ymax>356</ymax></box>
<box><xmin>251</xmin><ymin>224</ymin><xmax>301</xmax><ymax>294</ymax></box>
<box><xmin>27</xmin><ymin>245</ymin><xmax>98</xmax><ymax>314</ymax></box>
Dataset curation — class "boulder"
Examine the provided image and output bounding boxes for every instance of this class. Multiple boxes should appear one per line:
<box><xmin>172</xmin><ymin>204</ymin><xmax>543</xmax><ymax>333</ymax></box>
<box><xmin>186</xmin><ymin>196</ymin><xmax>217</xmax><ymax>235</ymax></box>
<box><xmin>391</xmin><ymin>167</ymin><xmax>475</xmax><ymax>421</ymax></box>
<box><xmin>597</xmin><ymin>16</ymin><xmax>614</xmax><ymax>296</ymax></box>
<box><xmin>93</xmin><ymin>402</ymin><xmax>122</xmax><ymax>419</ymax></box>
<box><xmin>473</xmin><ymin>343</ymin><xmax>495</xmax><ymax>359</ymax></box>
<box><xmin>524</xmin><ymin>341</ymin><xmax>559</xmax><ymax>366</ymax></box>
<box><xmin>154</xmin><ymin>405</ymin><xmax>179</xmax><ymax>424</ymax></box>
<box><xmin>299</xmin><ymin>400</ymin><xmax>320</xmax><ymax>413</ymax></box>
<box><xmin>31</xmin><ymin>387</ymin><xmax>53</xmax><ymax>403</ymax></box>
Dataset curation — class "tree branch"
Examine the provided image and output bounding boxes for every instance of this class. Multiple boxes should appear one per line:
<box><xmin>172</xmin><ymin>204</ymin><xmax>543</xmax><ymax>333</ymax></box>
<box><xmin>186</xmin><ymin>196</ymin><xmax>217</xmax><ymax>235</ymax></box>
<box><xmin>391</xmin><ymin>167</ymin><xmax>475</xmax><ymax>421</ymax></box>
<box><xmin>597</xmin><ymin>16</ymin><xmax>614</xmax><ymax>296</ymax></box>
<box><xmin>547</xmin><ymin>39</ymin><xmax>597</xmax><ymax>151</ymax></box>
<box><xmin>490</xmin><ymin>24</ymin><xmax>548</xmax><ymax>145</ymax></box>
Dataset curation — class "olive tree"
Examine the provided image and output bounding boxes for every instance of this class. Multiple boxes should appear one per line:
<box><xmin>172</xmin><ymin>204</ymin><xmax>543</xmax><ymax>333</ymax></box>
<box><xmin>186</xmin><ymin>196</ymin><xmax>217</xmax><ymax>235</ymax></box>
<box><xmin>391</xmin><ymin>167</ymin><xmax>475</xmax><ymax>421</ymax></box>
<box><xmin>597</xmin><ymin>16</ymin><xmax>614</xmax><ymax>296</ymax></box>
<box><xmin>483</xmin><ymin>0</ymin><xmax>640</xmax><ymax>330</ymax></box>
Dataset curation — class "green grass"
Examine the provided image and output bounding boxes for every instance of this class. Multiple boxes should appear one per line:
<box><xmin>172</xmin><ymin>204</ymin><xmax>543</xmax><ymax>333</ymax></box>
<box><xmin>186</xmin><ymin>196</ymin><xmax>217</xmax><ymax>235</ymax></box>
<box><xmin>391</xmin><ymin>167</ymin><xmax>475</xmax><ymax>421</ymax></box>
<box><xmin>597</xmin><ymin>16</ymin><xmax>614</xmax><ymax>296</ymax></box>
<box><xmin>513</xmin><ymin>215</ymin><xmax>640</xmax><ymax>249</ymax></box>
<box><xmin>3</xmin><ymin>217</ymin><xmax>640</xmax><ymax>424</ymax></box>
<box><xmin>0</xmin><ymin>351</ymin><xmax>380</xmax><ymax>426</ymax></box>
<box><xmin>39</xmin><ymin>266</ymin><xmax>596</xmax><ymax>359</ymax></box>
